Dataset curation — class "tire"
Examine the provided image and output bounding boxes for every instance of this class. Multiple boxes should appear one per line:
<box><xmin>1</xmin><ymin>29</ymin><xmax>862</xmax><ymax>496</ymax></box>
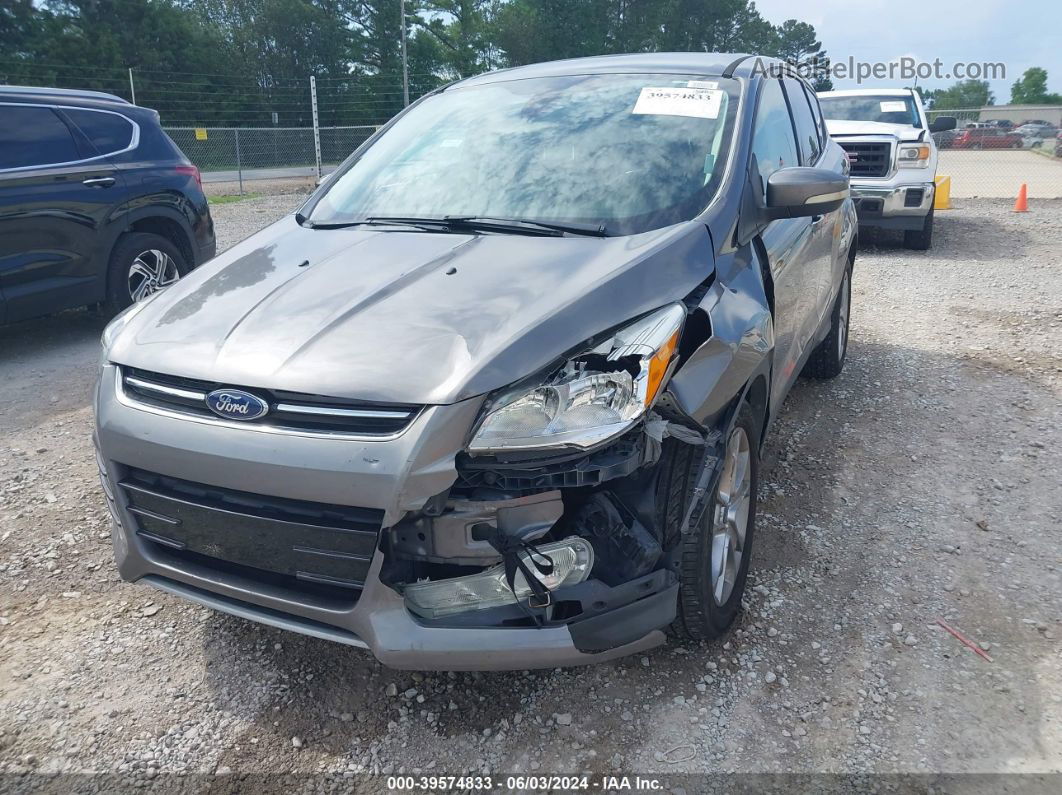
<box><xmin>104</xmin><ymin>232</ymin><xmax>189</xmax><ymax>315</ymax></box>
<box><xmin>664</xmin><ymin>402</ymin><xmax>760</xmax><ymax>641</ymax></box>
<box><xmin>903</xmin><ymin>208</ymin><xmax>934</xmax><ymax>251</ymax></box>
<box><xmin>803</xmin><ymin>265</ymin><xmax>852</xmax><ymax>380</ymax></box>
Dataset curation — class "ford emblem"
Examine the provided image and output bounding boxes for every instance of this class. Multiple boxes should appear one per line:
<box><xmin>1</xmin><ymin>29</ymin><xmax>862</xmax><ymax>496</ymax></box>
<box><xmin>205</xmin><ymin>389</ymin><xmax>269</xmax><ymax>421</ymax></box>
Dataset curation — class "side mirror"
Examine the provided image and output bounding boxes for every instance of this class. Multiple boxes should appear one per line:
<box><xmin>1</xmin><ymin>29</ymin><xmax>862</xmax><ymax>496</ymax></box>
<box><xmin>766</xmin><ymin>167</ymin><xmax>848</xmax><ymax>219</ymax></box>
<box><xmin>929</xmin><ymin>116</ymin><xmax>957</xmax><ymax>133</ymax></box>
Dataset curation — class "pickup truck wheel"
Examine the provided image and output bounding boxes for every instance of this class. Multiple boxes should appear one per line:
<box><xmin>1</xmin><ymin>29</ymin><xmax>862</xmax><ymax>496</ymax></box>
<box><xmin>803</xmin><ymin>267</ymin><xmax>851</xmax><ymax>380</ymax></box>
<box><xmin>903</xmin><ymin>208</ymin><xmax>934</xmax><ymax>251</ymax></box>
<box><xmin>105</xmin><ymin>232</ymin><xmax>189</xmax><ymax>315</ymax></box>
<box><xmin>665</xmin><ymin>403</ymin><xmax>759</xmax><ymax>641</ymax></box>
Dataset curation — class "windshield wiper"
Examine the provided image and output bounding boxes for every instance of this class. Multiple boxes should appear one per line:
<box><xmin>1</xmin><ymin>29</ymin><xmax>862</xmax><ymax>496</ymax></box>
<box><xmin>444</xmin><ymin>216</ymin><xmax>608</xmax><ymax>237</ymax></box>
<box><xmin>367</xmin><ymin>215</ymin><xmax>563</xmax><ymax>236</ymax></box>
<box><xmin>299</xmin><ymin>217</ymin><xmax>446</xmax><ymax>232</ymax></box>
<box><xmin>300</xmin><ymin>215</ymin><xmax>609</xmax><ymax>237</ymax></box>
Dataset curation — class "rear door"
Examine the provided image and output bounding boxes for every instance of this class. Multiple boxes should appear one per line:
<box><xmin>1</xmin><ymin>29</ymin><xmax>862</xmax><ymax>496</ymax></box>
<box><xmin>780</xmin><ymin>79</ymin><xmax>837</xmax><ymax>379</ymax></box>
<box><xmin>748</xmin><ymin>78</ymin><xmax>817</xmax><ymax>406</ymax></box>
<box><xmin>0</xmin><ymin>103</ymin><xmax>126</xmax><ymax>322</ymax></box>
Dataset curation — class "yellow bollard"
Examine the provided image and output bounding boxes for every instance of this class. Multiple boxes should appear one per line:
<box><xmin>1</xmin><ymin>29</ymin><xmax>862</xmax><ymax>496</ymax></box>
<box><xmin>934</xmin><ymin>175</ymin><xmax>952</xmax><ymax>210</ymax></box>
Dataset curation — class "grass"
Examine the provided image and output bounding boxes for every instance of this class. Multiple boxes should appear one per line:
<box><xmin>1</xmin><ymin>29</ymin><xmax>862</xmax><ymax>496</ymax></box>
<box><xmin>208</xmin><ymin>192</ymin><xmax>262</xmax><ymax>205</ymax></box>
<box><xmin>1029</xmin><ymin>146</ymin><xmax>1061</xmax><ymax>162</ymax></box>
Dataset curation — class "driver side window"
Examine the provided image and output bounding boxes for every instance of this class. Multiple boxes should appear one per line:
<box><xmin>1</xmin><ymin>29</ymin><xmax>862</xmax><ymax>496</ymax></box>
<box><xmin>750</xmin><ymin>79</ymin><xmax>799</xmax><ymax>202</ymax></box>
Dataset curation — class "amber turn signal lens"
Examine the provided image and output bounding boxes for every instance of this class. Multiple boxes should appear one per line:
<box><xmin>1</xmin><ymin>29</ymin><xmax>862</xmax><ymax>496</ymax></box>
<box><xmin>644</xmin><ymin>328</ymin><xmax>680</xmax><ymax>406</ymax></box>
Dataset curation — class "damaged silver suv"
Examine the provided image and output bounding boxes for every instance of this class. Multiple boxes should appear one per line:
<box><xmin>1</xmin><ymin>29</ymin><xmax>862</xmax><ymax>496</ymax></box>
<box><xmin>94</xmin><ymin>54</ymin><xmax>856</xmax><ymax>670</ymax></box>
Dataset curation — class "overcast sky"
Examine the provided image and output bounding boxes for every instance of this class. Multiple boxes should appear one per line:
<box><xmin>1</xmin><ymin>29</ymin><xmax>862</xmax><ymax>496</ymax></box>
<box><xmin>754</xmin><ymin>0</ymin><xmax>1059</xmax><ymax>103</ymax></box>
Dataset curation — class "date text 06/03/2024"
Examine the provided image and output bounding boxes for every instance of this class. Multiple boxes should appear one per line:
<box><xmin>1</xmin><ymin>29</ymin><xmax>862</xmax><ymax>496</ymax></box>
<box><xmin>385</xmin><ymin>775</ymin><xmax>665</xmax><ymax>790</ymax></box>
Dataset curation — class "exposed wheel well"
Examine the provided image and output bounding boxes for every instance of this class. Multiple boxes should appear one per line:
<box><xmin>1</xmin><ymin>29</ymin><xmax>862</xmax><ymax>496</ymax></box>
<box><xmin>744</xmin><ymin>374</ymin><xmax>769</xmax><ymax>447</ymax></box>
<box><xmin>125</xmin><ymin>216</ymin><xmax>195</xmax><ymax>269</ymax></box>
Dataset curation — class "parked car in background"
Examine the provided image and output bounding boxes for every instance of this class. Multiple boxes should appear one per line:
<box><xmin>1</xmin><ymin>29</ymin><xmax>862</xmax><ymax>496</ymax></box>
<box><xmin>1015</xmin><ymin>122</ymin><xmax>1056</xmax><ymax>137</ymax></box>
<box><xmin>1056</xmin><ymin>132</ymin><xmax>1062</xmax><ymax>158</ymax></box>
<box><xmin>818</xmin><ymin>87</ymin><xmax>954</xmax><ymax>249</ymax></box>
<box><xmin>94</xmin><ymin>54</ymin><xmax>857</xmax><ymax>670</ymax></box>
<box><xmin>951</xmin><ymin>127</ymin><xmax>1024</xmax><ymax>149</ymax></box>
<box><xmin>0</xmin><ymin>86</ymin><xmax>215</xmax><ymax>326</ymax></box>
<box><xmin>932</xmin><ymin>128</ymin><xmax>959</xmax><ymax>149</ymax></box>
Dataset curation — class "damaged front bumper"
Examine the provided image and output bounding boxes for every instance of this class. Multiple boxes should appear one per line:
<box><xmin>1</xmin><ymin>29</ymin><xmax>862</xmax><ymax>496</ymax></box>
<box><xmin>95</xmin><ymin>365</ymin><xmax>688</xmax><ymax>669</ymax></box>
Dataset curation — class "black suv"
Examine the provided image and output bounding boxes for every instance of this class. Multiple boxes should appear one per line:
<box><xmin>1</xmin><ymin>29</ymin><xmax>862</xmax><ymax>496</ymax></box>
<box><xmin>0</xmin><ymin>86</ymin><xmax>215</xmax><ymax>325</ymax></box>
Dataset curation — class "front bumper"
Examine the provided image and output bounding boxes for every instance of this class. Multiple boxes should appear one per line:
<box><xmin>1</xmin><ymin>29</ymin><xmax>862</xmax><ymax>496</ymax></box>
<box><xmin>94</xmin><ymin>365</ymin><xmax>670</xmax><ymax>669</ymax></box>
<box><xmin>850</xmin><ymin>181</ymin><xmax>935</xmax><ymax>230</ymax></box>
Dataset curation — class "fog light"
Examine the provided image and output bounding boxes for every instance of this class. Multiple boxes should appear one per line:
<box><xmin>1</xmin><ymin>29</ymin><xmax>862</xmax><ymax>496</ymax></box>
<box><xmin>403</xmin><ymin>537</ymin><xmax>594</xmax><ymax>619</ymax></box>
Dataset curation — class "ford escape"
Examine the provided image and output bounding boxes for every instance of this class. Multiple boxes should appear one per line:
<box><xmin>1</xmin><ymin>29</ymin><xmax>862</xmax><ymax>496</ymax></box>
<box><xmin>94</xmin><ymin>54</ymin><xmax>856</xmax><ymax>670</ymax></box>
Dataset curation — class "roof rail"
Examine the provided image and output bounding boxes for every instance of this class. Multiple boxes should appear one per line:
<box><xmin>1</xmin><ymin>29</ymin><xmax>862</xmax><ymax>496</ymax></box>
<box><xmin>0</xmin><ymin>85</ymin><xmax>130</xmax><ymax>104</ymax></box>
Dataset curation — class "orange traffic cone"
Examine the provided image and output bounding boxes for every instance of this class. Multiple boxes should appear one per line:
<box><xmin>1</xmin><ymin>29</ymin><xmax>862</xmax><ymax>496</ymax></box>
<box><xmin>1013</xmin><ymin>183</ymin><xmax>1028</xmax><ymax>212</ymax></box>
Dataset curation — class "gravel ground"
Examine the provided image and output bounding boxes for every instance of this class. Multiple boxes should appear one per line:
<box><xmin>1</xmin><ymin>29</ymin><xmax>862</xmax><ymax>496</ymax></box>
<box><xmin>1</xmin><ymin>195</ymin><xmax>1060</xmax><ymax>791</ymax></box>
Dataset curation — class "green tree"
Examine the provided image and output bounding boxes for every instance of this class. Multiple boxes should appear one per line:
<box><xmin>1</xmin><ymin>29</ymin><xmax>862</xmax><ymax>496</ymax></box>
<box><xmin>921</xmin><ymin>79</ymin><xmax>994</xmax><ymax>110</ymax></box>
<box><xmin>492</xmin><ymin>0</ymin><xmax>611</xmax><ymax>66</ymax></box>
<box><xmin>1010</xmin><ymin>67</ymin><xmax>1062</xmax><ymax>105</ymax></box>
<box><xmin>768</xmin><ymin>19</ymin><xmax>832</xmax><ymax>91</ymax></box>
<box><xmin>415</xmin><ymin>0</ymin><xmax>497</xmax><ymax>78</ymax></box>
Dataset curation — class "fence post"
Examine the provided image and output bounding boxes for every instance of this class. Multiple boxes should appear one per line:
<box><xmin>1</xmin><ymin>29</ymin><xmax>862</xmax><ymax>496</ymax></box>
<box><xmin>310</xmin><ymin>76</ymin><xmax>323</xmax><ymax>181</ymax></box>
<box><xmin>234</xmin><ymin>128</ymin><xmax>244</xmax><ymax>195</ymax></box>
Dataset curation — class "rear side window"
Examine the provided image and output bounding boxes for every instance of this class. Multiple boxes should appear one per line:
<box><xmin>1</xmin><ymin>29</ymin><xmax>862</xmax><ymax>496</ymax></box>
<box><xmin>64</xmin><ymin>108</ymin><xmax>135</xmax><ymax>156</ymax></box>
<box><xmin>0</xmin><ymin>105</ymin><xmax>81</xmax><ymax>170</ymax></box>
<box><xmin>749</xmin><ymin>79</ymin><xmax>799</xmax><ymax>201</ymax></box>
<box><xmin>802</xmin><ymin>84</ymin><xmax>827</xmax><ymax>149</ymax></box>
<box><xmin>783</xmin><ymin>78</ymin><xmax>822</xmax><ymax>165</ymax></box>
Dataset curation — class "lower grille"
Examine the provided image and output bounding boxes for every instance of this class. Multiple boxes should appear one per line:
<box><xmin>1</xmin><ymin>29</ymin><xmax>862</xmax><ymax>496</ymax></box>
<box><xmin>839</xmin><ymin>141</ymin><xmax>891</xmax><ymax>178</ymax></box>
<box><xmin>120</xmin><ymin>367</ymin><xmax>420</xmax><ymax>437</ymax></box>
<box><xmin>119</xmin><ymin>467</ymin><xmax>383</xmax><ymax>604</ymax></box>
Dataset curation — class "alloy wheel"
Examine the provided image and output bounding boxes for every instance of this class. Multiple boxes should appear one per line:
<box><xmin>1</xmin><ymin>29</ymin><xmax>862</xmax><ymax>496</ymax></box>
<box><xmin>709</xmin><ymin>426</ymin><xmax>752</xmax><ymax>606</ymax></box>
<box><xmin>127</xmin><ymin>249</ymin><xmax>179</xmax><ymax>303</ymax></box>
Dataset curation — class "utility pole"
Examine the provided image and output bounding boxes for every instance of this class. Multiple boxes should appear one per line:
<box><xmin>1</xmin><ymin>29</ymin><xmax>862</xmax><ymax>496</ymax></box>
<box><xmin>310</xmin><ymin>76</ymin><xmax>322</xmax><ymax>180</ymax></box>
<box><xmin>400</xmin><ymin>0</ymin><xmax>409</xmax><ymax>107</ymax></box>
<box><xmin>128</xmin><ymin>68</ymin><xmax>136</xmax><ymax>105</ymax></box>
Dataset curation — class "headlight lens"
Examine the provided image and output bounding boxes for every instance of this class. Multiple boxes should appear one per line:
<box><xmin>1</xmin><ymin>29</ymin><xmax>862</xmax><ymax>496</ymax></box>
<box><xmin>897</xmin><ymin>144</ymin><xmax>931</xmax><ymax>168</ymax></box>
<box><xmin>403</xmin><ymin>537</ymin><xmax>594</xmax><ymax>618</ymax></box>
<box><xmin>468</xmin><ymin>303</ymin><xmax>685</xmax><ymax>453</ymax></box>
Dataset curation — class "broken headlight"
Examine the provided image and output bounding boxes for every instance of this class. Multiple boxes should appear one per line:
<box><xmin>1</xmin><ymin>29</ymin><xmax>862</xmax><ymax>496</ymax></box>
<box><xmin>467</xmin><ymin>303</ymin><xmax>686</xmax><ymax>454</ymax></box>
<box><xmin>403</xmin><ymin>537</ymin><xmax>594</xmax><ymax>618</ymax></box>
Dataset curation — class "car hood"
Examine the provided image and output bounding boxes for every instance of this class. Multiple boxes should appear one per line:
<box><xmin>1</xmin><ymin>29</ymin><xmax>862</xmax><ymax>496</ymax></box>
<box><xmin>109</xmin><ymin>215</ymin><xmax>714</xmax><ymax>405</ymax></box>
<box><xmin>826</xmin><ymin>119</ymin><xmax>925</xmax><ymax>141</ymax></box>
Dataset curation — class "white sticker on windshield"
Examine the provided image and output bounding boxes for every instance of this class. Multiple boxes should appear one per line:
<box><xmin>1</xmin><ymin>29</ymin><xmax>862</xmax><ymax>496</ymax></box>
<box><xmin>879</xmin><ymin>100</ymin><xmax>907</xmax><ymax>112</ymax></box>
<box><xmin>633</xmin><ymin>87</ymin><xmax>723</xmax><ymax>119</ymax></box>
<box><xmin>686</xmin><ymin>80</ymin><xmax>719</xmax><ymax>89</ymax></box>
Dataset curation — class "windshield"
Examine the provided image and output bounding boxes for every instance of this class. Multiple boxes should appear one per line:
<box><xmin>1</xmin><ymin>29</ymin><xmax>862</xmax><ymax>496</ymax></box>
<box><xmin>818</xmin><ymin>95</ymin><xmax>922</xmax><ymax>128</ymax></box>
<box><xmin>307</xmin><ymin>74</ymin><xmax>740</xmax><ymax>235</ymax></box>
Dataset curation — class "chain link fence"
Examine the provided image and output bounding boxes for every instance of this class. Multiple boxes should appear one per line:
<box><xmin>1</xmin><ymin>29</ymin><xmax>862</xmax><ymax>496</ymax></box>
<box><xmin>7</xmin><ymin>59</ymin><xmax>1060</xmax><ymax>201</ymax></box>
<box><xmin>925</xmin><ymin>107</ymin><xmax>1062</xmax><ymax>200</ymax></box>
<box><xmin>165</xmin><ymin>125</ymin><xmax>379</xmax><ymax>190</ymax></box>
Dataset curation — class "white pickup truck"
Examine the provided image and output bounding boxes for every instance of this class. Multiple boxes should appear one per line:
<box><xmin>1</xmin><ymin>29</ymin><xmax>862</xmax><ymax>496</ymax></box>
<box><xmin>817</xmin><ymin>88</ymin><xmax>956</xmax><ymax>250</ymax></box>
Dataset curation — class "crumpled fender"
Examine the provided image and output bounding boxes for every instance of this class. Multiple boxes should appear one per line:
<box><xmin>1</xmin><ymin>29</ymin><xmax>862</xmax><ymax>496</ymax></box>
<box><xmin>664</xmin><ymin>245</ymin><xmax>774</xmax><ymax>429</ymax></box>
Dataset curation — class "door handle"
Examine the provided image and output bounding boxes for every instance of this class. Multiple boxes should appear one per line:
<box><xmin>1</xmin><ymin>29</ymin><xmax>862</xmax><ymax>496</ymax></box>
<box><xmin>811</xmin><ymin>214</ymin><xmax>825</xmax><ymax>224</ymax></box>
<box><xmin>83</xmin><ymin>177</ymin><xmax>116</xmax><ymax>188</ymax></box>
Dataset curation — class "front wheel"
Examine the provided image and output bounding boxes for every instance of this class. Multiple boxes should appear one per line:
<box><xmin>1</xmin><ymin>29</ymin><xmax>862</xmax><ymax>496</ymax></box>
<box><xmin>666</xmin><ymin>403</ymin><xmax>760</xmax><ymax>641</ymax></box>
<box><xmin>104</xmin><ymin>232</ymin><xmax>189</xmax><ymax>315</ymax></box>
<box><xmin>903</xmin><ymin>208</ymin><xmax>934</xmax><ymax>251</ymax></box>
